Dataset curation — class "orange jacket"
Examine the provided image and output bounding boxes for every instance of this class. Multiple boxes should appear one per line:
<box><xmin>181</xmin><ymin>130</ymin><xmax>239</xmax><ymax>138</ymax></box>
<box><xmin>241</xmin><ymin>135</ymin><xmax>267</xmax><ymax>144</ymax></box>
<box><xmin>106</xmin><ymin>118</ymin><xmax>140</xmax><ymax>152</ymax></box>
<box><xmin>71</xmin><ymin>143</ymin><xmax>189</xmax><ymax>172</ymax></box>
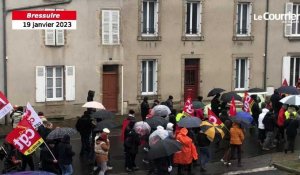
<box><xmin>173</xmin><ymin>128</ymin><xmax>198</xmax><ymax>165</ymax></box>
<box><xmin>230</xmin><ymin>123</ymin><xmax>244</xmax><ymax>145</ymax></box>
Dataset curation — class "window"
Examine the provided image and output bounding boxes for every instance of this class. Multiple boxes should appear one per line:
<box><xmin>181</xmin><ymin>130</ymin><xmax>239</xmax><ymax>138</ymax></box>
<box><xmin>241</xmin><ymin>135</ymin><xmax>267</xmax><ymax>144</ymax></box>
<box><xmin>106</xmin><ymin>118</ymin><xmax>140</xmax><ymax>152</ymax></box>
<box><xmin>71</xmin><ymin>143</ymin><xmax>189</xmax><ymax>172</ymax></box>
<box><xmin>36</xmin><ymin>66</ymin><xmax>75</xmax><ymax>102</ymax></box>
<box><xmin>102</xmin><ymin>10</ymin><xmax>120</xmax><ymax>45</ymax></box>
<box><xmin>45</xmin><ymin>9</ymin><xmax>65</xmax><ymax>46</ymax></box>
<box><xmin>141</xmin><ymin>0</ymin><xmax>159</xmax><ymax>36</ymax></box>
<box><xmin>141</xmin><ymin>60</ymin><xmax>157</xmax><ymax>95</ymax></box>
<box><xmin>236</xmin><ymin>2</ymin><xmax>252</xmax><ymax>36</ymax></box>
<box><xmin>292</xmin><ymin>4</ymin><xmax>300</xmax><ymax>36</ymax></box>
<box><xmin>185</xmin><ymin>1</ymin><xmax>201</xmax><ymax>36</ymax></box>
<box><xmin>235</xmin><ymin>58</ymin><xmax>249</xmax><ymax>90</ymax></box>
<box><xmin>282</xmin><ymin>56</ymin><xmax>300</xmax><ymax>86</ymax></box>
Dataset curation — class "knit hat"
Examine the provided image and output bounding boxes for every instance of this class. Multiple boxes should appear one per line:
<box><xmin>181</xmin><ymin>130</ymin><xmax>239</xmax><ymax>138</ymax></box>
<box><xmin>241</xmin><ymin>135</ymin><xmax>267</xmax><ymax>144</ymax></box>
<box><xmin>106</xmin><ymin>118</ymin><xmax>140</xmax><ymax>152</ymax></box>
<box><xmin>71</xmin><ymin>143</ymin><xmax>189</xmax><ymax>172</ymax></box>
<box><xmin>103</xmin><ymin>128</ymin><xmax>110</xmax><ymax>134</ymax></box>
<box><xmin>157</xmin><ymin>125</ymin><xmax>164</xmax><ymax>130</ymax></box>
<box><xmin>166</xmin><ymin>123</ymin><xmax>174</xmax><ymax>131</ymax></box>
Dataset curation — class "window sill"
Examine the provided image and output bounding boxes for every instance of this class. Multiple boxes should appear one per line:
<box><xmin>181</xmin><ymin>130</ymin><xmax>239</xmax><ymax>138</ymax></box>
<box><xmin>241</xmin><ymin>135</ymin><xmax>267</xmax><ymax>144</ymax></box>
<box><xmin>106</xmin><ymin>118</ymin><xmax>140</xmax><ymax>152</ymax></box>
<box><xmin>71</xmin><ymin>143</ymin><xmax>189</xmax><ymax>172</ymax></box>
<box><xmin>137</xmin><ymin>36</ymin><xmax>161</xmax><ymax>41</ymax></box>
<box><xmin>287</xmin><ymin>36</ymin><xmax>300</xmax><ymax>41</ymax></box>
<box><xmin>45</xmin><ymin>45</ymin><xmax>65</xmax><ymax>47</ymax></box>
<box><xmin>181</xmin><ymin>36</ymin><xmax>204</xmax><ymax>41</ymax></box>
<box><xmin>137</xmin><ymin>94</ymin><xmax>161</xmax><ymax>101</ymax></box>
<box><xmin>232</xmin><ymin>36</ymin><xmax>254</xmax><ymax>41</ymax></box>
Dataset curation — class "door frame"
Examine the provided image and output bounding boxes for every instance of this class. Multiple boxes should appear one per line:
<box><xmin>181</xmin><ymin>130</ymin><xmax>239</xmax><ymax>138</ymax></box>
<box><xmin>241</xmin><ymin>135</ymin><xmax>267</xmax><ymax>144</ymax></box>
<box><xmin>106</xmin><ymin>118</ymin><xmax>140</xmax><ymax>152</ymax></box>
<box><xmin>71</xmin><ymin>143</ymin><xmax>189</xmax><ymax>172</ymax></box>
<box><xmin>102</xmin><ymin>64</ymin><xmax>119</xmax><ymax>112</ymax></box>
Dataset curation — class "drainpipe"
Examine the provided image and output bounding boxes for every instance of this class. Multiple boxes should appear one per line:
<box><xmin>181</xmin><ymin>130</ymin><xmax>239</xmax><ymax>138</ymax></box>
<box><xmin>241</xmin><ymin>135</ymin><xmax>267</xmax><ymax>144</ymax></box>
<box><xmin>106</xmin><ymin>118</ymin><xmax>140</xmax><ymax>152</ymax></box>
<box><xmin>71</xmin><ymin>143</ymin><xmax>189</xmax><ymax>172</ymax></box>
<box><xmin>263</xmin><ymin>0</ymin><xmax>269</xmax><ymax>90</ymax></box>
<box><xmin>2</xmin><ymin>0</ymin><xmax>73</xmax><ymax>124</ymax></box>
<box><xmin>121</xmin><ymin>65</ymin><xmax>124</xmax><ymax>115</ymax></box>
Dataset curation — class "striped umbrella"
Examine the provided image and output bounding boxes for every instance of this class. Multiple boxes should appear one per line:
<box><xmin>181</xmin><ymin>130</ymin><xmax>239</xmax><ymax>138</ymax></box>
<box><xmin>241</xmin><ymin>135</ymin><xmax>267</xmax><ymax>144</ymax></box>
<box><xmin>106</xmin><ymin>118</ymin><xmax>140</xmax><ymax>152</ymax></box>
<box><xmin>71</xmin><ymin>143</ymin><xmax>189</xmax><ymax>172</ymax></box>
<box><xmin>200</xmin><ymin>121</ymin><xmax>224</xmax><ymax>142</ymax></box>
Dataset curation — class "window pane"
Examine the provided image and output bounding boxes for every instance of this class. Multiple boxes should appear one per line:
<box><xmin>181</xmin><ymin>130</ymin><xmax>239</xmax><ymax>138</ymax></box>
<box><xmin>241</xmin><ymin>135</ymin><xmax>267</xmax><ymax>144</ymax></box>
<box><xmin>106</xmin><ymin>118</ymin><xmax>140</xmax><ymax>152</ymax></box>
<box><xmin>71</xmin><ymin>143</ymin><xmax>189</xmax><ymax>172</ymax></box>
<box><xmin>290</xmin><ymin>58</ymin><xmax>295</xmax><ymax>86</ymax></box>
<box><xmin>47</xmin><ymin>78</ymin><xmax>53</xmax><ymax>88</ymax></box>
<box><xmin>295</xmin><ymin>58</ymin><xmax>300</xmax><ymax>86</ymax></box>
<box><xmin>186</xmin><ymin>3</ymin><xmax>191</xmax><ymax>34</ymax></box>
<box><xmin>47</xmin><ymin>89</ymin><xmax>53</xmax><ymax>98</ymax></box>
<box><xmin>56</xmin><ymin>67</ymin><xmax>62</xmax><ymax>77</ymax></box>
<box><xmin>240</xmin><ymin>59</ymin><xmax>246</xmax><ymax>88</ymax></box>
<box><xmin>292</xmin><ymin>5</ymin><xmax>297</xmax><ymax>34</ymax></box>
<box><xmin>56</xmin><ymin>78</ymin><xmax>62</xmax><ymax>87</ymax></box>
<box><xmin>143</xmin><ymin>2</ymin><xmax>147</xmax><ymax>33</ymax></box>
<box><xmin>235</xmin><ymin>60</ymin><xmax>239</xmax><ymax>88</ymax></box>
<box><xmin>47</xmin><ymin>68</ymin><xmax>53</xmax><ymax>77</ymax></box>
<box><xmin>148</xmin><ymin>61</ymin><xmax>154</xmax><ymax>92</ymax></box>
<box><xmin>242</xmin><ymin>4</ymin><xmax>248</xmax><ymax>34</ymax></box>
<box><xmin>149</xmin><ymin>2</ymin><xmax>155</xmax><ymax>33</ymax></box>
<box><xmin>298</xmin><ymin>6</ymin><xmax>300</xmax><ymax>34</ymax></box>
<box><xmin>56</xmin><ymin>88</ymin><xmax>62</xmax><ymax>98</ymax></box>
<box><xmin>192</xmin><ymin>3</ymin><xmax>198</xmax><ymax>34</ymax></box>
<box><xmin>237</xmin><ymin>4</ymin><xmax>241</xmax><ymax>34</ymax></box>
<box><xmin>142</xmin><ymin>61</ymin><xmax>147</xmax><ymax>92</ymax></box>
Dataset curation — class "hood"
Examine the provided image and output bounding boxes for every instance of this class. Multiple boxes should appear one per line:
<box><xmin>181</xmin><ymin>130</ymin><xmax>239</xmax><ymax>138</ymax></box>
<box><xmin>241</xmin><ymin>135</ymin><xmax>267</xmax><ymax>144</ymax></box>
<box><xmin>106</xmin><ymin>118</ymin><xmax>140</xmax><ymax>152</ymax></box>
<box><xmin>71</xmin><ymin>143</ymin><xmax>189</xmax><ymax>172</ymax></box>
<box><xmin>179</xmin><ymin>128</ymin><xmax>188</xmax><ymax>135</ymax></box>
<box><xmin>232</xmin><ymin>122</ymin><xmax>240</xmax><ymax>128</ymax></box>
<box><xmin>262</xmin><ymin>108</ymin><xmax>269</xmax><ymax>114</ymax></box>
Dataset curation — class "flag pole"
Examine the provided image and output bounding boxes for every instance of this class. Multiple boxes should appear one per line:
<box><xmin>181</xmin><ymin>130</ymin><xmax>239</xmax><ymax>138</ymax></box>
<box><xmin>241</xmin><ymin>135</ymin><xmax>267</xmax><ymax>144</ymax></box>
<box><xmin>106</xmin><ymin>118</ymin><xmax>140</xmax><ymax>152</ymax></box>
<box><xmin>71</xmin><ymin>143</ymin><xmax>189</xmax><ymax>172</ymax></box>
<box><xmin>43</xmin><ymin>142</ymin><xmax>57</xmax><ymax>161</ymax></box>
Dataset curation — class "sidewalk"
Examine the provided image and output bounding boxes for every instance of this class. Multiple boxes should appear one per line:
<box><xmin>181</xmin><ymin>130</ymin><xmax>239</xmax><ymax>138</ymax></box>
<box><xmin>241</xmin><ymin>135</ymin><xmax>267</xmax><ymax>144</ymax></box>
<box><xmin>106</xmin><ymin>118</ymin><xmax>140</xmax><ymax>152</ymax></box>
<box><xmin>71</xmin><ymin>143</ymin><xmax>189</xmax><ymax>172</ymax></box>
<box><xmin>272</xmin><ymin>150</ymin><xmax>300</xmax><ymax>174</ymax></box>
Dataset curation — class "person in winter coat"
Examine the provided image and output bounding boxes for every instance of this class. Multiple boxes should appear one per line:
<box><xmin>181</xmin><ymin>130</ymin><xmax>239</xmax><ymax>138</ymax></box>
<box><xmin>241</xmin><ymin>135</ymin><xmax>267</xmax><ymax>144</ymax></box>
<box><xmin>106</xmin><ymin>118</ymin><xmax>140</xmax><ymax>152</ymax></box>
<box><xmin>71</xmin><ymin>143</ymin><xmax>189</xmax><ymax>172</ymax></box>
<box><xmin>284</xmin><ymin>113</ymin><xmax>299</xmax><ymax>153</ymax></box>
<box><xmin>251</xmin><ymin>95</ymin><xmax>260</xmax><ymax>125</ymax></box>
<box><xmin>58</xmin><ymin>134</ymin><xmax>75</xmax><ymax>175</ymax></box>
<box><xmin>229</xmin><ymin>123</ymin><xmax>245</xmax><ymax>167</ymax></box>
<box><xmin>258</xmin><ymin>106</ymin><xmax>269</xmax><ymax>146</ymax></box>
<box><xmin>95</xmin><ymin>132</ymin><xmax>110</xmax><ymax>175</ymax></box>
<box><xmin>173</xmin><ymin>128</ymin><xmax>198</xmax><ymax>175</ymax></box>
<box><xmin>165</xmin><ymin>95</ymin><xmax>174</xmax><ymax>111</ymax></box>
<box><xmin>166</xmin><ymin>123</ymin><xmax>175</xmax><ymax>139</ymax></box>
<box><xmin>141</xmin><ymin>97</ymin><xmax>150</xmax><ymax>121</ymax></box>
<box><xmin>198</xmin><ymin>131</ymin><xmax>211</xmax><ymax>172</ymax></box>
<box><xmin>40</xmin><ymin>140</ymin><xmax>59</xmax><ymax>174</ymax></box>
<box><xmin>211</xmin><ymin>93</ymin><xmax>221</xmax><ymax>117</ymax></box>
<box><xmin>76</xmin><ymin>110</ymin><xmax>93</xmax><ymax>156</ymax></box>
<box><xmin>277</xmin><ymin>104</ymin><xmax>287</xmax><ymax>140</ymax></box>
<box><xmin>262</xmin><ymin>112</ymin><xmax>276</xmax><ymax>150</ymax></box>
<box><xmin>153</xmin><ymin>156</ymin><xmax>173</xmax><ymax>175</ymax></box>
<box><xmin>220</xmin><ymin>119</ymin><xmax>232</xmax><ymax>166</ymax></box>
<box><xmin>121</xmin><ymin>110</ymin><xmax>136</xmax><ymax>142</ymax></box>
<box><xmin>10</xmin><ymin>106</ymin><xmax>23</xmax><ymax>128</ymax></box>
<box><xmin>124</xmin><ymin>121</ymin><xmax>140</xmax><ymax>172</ymax></box>
<box><xmin>270</xmin><ymin>89</ymin><xmax>282</xmax><ymax>118</ymax></box>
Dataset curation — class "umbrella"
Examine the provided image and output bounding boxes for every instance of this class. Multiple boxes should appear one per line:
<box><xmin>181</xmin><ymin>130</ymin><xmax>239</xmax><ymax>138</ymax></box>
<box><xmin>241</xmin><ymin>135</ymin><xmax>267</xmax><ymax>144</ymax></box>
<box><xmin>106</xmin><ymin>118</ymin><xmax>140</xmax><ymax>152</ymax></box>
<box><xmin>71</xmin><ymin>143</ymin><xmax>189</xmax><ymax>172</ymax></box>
<box><xmin>148</xmin><ymin>138</ymin><xmax>182</xmax><ymax>160</ymax></box>
<box><xmin>5</xmin><ymin>172</ymin><xmax>55</xmax><ymax>175</ymax></box>
<box><xmin>232</xmin><ymin>111</ymin><xmax>253</xmax><ymax>128</ymax></box>
<box><xmin>277</xmin><ymin>86</ymin><xmax>299</xmax><ymax>95</ymax></box>
<box><xmin>146</xmin><ymin>116</ymin><xmax>168</xmax><ymax>129</ymax></box>
<box><xmin>93</xmin><ymin>120</ymin><xmax>117</xmax><ymax>132</ymax></box>
<box><xmin>248</xmin><ymin>88</ymin><xmax>265</xmax><ymax>92</ymax></box>
<box><xmin>280</xmin><ymin>95</ymin><xmax>300</xmax><ymax>105</ymax></box>
<box><xmin>133</xmin><ymin>121</ymin><xmax>151</xmax><ymax>136</ymax></box>
<box><xmin>149</xmin><ymin>128</ymin><xmax>169</xmax><ymax>146</ymax></box>
<box><xmin>47</xmin><ymin>127</ymin><xmax>77</xmax><ymax>140</ymax></box>
<box><xmin>82</xmin><ymin>101</ymin><xmax>105</xmax><ymax>109</ymax></box>
<box><xmin>200</xmin><ymin>121</ymin><xmax>224</xmax><ymax>142</ymax></box>
<box><xmin>207</xmin><ymin>88</ymin><xmax>225</xmax><ymax>97</ymax></box>
<box><xmin>91</xmin><ymin>110</ymin><xmax>114</xmax><ymax>120</ymax></box>
<box><xmin>177</xmin><ymin>117</ymin><xmax>202</xmax><ymax>128</ymax></box>
<box><xmin>152</xmin><ymin>105</ymin><xmax>171</xmax><ymax>117</ymax></box>
<box><xmin>221</xmin><ymin>92</ymin><xmax>242</xmax><ymax>103</ymax></box>
<box><xmin>192</xmin><ymin>101</ymin><xmax>205</xmax><ymax>109</ymax></box>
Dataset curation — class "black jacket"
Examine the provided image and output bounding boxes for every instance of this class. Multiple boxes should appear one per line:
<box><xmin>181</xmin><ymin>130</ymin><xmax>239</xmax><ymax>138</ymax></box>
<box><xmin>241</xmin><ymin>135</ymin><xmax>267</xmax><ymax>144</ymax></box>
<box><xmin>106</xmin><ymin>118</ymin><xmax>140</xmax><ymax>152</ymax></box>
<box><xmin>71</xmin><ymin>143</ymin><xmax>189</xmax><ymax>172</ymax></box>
<box><xmin>76</xmin><ymin>114</ymin><xmax>93</xmax><ymax>136</ymax></box>
<box><xmin>124</xmin><ymin>129</ymin><xmax>140</xmax><ymax>154</ymax></box>
<box><xmin>41</xmin><ymin>147</ymin><xmax>59</xmax><ymax>174</ymax></box>
<box><xmin>285</xmin><ymin>119</ymin><xmax>299</xmax><ymax>138</ymax></box>
<box><xmin>251</xmin><ymin>102</ymin><xmax>260</xmax><ymax>120</ymax></box>
<box><xmin>270</xmin><ymin>92</ymin><xmax>282</xmax><ymax>114</ymax></box>
<box><xmin>58</xmin><ymin>135</ymin><xmax>75</xmax><ymax>165</ymax></box>
<box><xmin>197</xmin><ymin>132</ymin><xmax>211</xmax><ymax>147</ymax></box>
<box><xmin>141</xmin><ymin>101</ymin><xmax>150</xmax><ymax>118</ymax></box>
<box><xmin>263</xmin><ymin>112</ymin><xmax>276</xmax><ymax>132</ymax></box>
<box><xmin>211</xmin><ymin>98</ymin><xmax>220</xmax><ymax>116</ymax></box>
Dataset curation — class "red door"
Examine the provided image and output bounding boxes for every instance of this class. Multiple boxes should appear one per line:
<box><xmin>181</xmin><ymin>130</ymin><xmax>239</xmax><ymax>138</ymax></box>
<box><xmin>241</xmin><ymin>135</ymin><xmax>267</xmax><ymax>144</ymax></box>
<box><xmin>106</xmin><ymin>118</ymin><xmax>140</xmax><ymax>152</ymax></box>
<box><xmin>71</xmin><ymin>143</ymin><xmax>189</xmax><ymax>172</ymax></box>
<box><xmin>102</xmin><ymin>65</ymin><xmax>118</xmax><ymax>112</ymax></box>
<box><xmin>184</xmin><ymin>59</ymin><xmax>199</xmax><ymax>101</ymax></box>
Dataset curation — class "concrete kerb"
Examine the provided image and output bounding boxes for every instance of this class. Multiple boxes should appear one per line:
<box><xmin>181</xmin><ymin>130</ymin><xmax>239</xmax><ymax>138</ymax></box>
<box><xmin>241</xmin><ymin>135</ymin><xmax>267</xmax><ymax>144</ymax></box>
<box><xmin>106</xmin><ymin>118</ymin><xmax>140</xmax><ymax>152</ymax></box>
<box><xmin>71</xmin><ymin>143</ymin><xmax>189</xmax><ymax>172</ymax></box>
<box><xmin>273</xmin><ymin>162</ymin><xmax>300</xmax><ymax>175</ymax></box>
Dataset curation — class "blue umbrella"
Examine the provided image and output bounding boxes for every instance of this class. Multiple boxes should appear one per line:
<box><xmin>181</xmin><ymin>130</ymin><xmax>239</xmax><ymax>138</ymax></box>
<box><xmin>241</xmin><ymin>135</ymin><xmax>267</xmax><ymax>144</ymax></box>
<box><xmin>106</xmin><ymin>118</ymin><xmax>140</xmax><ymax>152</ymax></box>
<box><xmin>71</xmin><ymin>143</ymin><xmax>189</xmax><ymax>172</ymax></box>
<box><xmin>5</xmin><ymin>171</ymin><xmax>56</xmax><ymax>175</ymax></box>
<box><xmin>232</xmin><ymin>112</ymin><xmax>253</xmax><ymax>128</ymax></box>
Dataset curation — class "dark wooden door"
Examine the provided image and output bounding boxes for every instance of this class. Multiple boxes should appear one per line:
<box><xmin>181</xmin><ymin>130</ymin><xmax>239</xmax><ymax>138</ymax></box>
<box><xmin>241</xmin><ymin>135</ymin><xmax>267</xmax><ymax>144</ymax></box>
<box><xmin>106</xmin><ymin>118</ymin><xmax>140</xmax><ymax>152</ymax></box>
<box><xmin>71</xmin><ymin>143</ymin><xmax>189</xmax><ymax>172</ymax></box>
<box><xmin>184</xmin><ymin>59</ymin><xmax>199</xmax><ymax>101</ymax></box>
<box><xmin>103</xmin><ymin>65</ymin><xmax>118</xmax><ymax>112</ymax></box>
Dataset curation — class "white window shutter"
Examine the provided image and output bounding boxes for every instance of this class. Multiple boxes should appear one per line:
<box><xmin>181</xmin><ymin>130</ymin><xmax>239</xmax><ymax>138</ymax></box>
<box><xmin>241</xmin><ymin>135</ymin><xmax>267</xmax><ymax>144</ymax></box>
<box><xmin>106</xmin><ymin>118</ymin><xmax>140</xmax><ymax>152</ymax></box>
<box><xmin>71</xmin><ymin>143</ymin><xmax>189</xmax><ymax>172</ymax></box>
<box><xmin>282</xmin><ymin>56</ymin><xmax>291</xmax><ymax>84</ymax></box>
<box><xmin>56</xmin><ymin>30</ymin><xmax>65</xmax><ymax>45</ymax></box>
<box><xmin>154</xmin><ymin>1</ymin><xmax>159</xmax><ymax>35</ymax></box>
<box><xmin>154</xmin><ymin>60</ymin><xmax>158</xmax><ymax>94</ymax></box>
<box><xmin>247</xmin><ymin>59</ymin><xmax>250</xmax><ymax>89</ymax></box>
<box><xmin>248</xmin><ymin>3</ymin><xmax>252</xmax><ymax>36</ymax></box>
<box><xmin>102</xmin><ymin>10</ymin><xmax>111</xmax><ymax>45</ymax></box>
<box><xmin>45</xmin><ymin>29</ymin><xmax>55</xmax><ymax>46</ymax></box>
<box><xmin>285</xmin><ymin>3</ymin><xmax>293</xmax><ymax>37</ymax></box>
<box><xmin>140</xmin><ymin>1</ymin><xmax>144</xmax><ymax>34</ymax></box>
<box><xmin>111</xmin><ymin>10</ymin><xmax>120</xmax><ymax>45</ymax></box>
<box><xmin>65</xmin><ymin>66</ymin><xmax>75</xmax><ymax>101</ymax></box>
<box><xmin>36</xmin><ymin>66</ymin><xmax>46</xmax><ymax>102</ymax></box>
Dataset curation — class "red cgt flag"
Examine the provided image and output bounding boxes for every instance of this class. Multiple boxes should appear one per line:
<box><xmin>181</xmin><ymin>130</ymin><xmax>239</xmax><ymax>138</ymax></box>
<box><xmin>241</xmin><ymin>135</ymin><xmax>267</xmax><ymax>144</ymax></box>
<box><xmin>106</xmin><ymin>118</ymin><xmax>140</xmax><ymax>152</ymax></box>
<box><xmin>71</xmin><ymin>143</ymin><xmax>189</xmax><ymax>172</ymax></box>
<box><xmin>6</xmin><ymin>118</ymin><xmax>44</xmax><ymax>155</ymax></box>
<box><xmin>282</xmin><ymin>78</ymin><xmax>288</xmax><ymax>86</ymax></box>
<box><xmin>0</xmin><ymin>91</ymin><xmax>13</xmax><ymax>119</ymax></box>
<box><xmin>229</xmin><ymin>97</ymin><xmax>236</xmax><ymax>117</ymax></box>
<box><xmin>183</xmin><ymin>97</ymin><xmax>194</xmax><ymax>116</ymax></box>
<box><xmin>242</xmin><ymin>92</ymin><xmax>254</xmax><ymax>113</ymax></box>
<box><xmin>208</xmin><ymin>108</ymin><xmax>223</xmax><ymax>126</ymax></box>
